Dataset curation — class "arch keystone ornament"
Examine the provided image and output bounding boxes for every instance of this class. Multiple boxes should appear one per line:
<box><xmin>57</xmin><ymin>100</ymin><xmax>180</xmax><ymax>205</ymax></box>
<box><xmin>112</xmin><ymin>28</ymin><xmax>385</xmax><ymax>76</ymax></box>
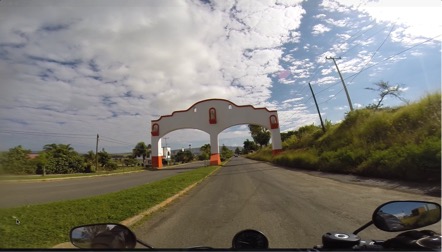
<box><xmin>150</xmin><ymin>99</ymin><xmax>282</xmax><ymax>168</ymax></box>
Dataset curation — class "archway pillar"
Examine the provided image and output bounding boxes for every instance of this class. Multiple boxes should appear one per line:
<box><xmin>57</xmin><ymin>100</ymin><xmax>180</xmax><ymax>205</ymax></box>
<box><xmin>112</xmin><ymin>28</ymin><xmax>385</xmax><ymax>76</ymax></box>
<box><xmin>209</xmin><ymin>133</ymin><xmax>221</xmax><ymax>165</ymax></box>
<box><xmin>151</xmin><ymin>137</ymin><xmax>163</xmax><ymax>169</ymax></box>
<box><xmin>270</xmin><ymin>128</ymin><xmax>283</xmax><ymax>155</ymax></box>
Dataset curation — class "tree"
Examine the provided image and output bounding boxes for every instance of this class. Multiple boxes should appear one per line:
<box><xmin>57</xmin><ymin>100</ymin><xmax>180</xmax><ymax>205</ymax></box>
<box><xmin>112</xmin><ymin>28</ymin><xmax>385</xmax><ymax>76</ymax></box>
<box><xmin>174</xmin><ymin>150</ymin><xmax>193</xmax><ymax>163</ymax></box>
<box><xmin>366</xmin><ymin>81</ymin><xmax>408</xmax><ymax>110</ymax></box>
<box><xmin>281</xmin><ymin>131</ymin><xmax>296</xmax><ymax>142</ymax></box>
<box><xmin>243</xmin><ymin>139</ymin><xmax>258</xmax><ymax>154</ymax></box>
<box><xmin>132</xmin><ymin>142</ymin><xmax>151</xmax><ymax>168</ymax></box>
<box><xmin>220</xmin><ymin>145</ymin><xmax>233</xmax><ymax>161</ymax></box>
<box><xmin>83</xmin><ymin>150</ymin><xmax>96</xmax><ymax>173</ymax></box>
<box><xmin>234</xmin><ymin>147</ymin><xmax>241</xmax><ymax>155</ymax></box>
<box><xmin>98</xmin><ymin>148</ymin><xmax>110</xmax><ymax>168</ymax></box>
<box><xmin>40</xmin><ymin>143</ymin><xmax>84</xmax><ymax>174</ymax></box>
<box><xmin>0</xmin><ymin>145</ymin><xmax>35</xmax><ymax>174</ymax></box>
<box><xmin>248</xmin><ymin>125</ymin><xmax>271</xmax><ymax>147</ymax></box>
<box><xmin>198</xmin><ymin>144</ymin><xmax>211</xmax><ymax>160</ymax></box>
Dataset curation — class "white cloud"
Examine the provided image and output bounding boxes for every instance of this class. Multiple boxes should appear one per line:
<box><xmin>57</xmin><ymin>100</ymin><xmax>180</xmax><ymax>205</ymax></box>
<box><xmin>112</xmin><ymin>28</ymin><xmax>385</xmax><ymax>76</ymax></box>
<box><xmin>337</xmin><ymin>0</ymin><xmax>442</xmax><ymax>44</ymax></box>
<box><xmin>282</xmin><ymin>97</ymin><xmax>304</xmax><ymax>103</ymax></box>
<box><xmin>312</xmin><ymin>24</ymin><xmax>331</xmax><ymax>35</ymax></box>
<box><xmin>0</xmin><ymin>0</ymin><xmax>309</xmax><ymax>151</ymax></box>
<box><xmin>0</xmin><ymin>0</ymin><xmax>439</xmax><ymax>152</ymax></box>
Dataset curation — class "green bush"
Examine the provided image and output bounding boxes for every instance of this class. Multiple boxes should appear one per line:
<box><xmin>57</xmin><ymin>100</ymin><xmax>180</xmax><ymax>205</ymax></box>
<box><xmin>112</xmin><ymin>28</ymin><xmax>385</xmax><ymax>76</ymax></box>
<box><xmin>318</xmin><ymin>147</ymin><xmax>366</xmax><ymax>173</ymax></box>
<box><xmin>198</xmin><ymin>152</ymin><xmax>209</xmax><ymax>161</ymax></box>
<box><xmin>356</xmin><ymin>137</ymin><xmax>441</xmax><ymax>181</ymax></box>
<box><xmin>0</xmin><ymin>146</ymin><xmax>35</xmax><ymax>174</ymax></box>
<box><xmin>273</xmin><ymin>150</ymin><xmax>319</xmax><ymax>170</ymax></box>
<box><xmin>239</xmin><ymin>93</ymin><xmax>441</xmax><ymax>182</ymax></box>
<box><xmin>360</xmin><ymin>113</ymin><xmax>395</xmax><ymax>145</ymax></box>
<box><xmin>104</xmin><ymin>160</ymin><xmax>118</xmax><ymax>171</ymax></box>
<box><xmin>247</xmin><ymin>148</ymin><xmax>272</xmax><ymax>162</ymax></box>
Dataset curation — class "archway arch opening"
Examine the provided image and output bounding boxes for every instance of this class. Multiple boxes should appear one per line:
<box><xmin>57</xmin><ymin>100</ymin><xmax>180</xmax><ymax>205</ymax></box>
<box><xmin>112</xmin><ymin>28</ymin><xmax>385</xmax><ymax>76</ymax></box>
<box><xmin>150</xmin><ymin>99</ymin><xmax>281</xmax><ymax>168</ymax></box>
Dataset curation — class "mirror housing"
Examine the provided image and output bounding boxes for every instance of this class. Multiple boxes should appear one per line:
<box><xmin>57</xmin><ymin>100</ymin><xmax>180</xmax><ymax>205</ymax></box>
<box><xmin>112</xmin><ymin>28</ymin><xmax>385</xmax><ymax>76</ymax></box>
<box><xmin>70</xmin><ymin>223</ymin><xmax>137</xmax><ymax>249</ymax></box>
<box><xmin>372</xmin><ymin>201</ymin><xmax>441</xmax><ymax>232</ymax></box>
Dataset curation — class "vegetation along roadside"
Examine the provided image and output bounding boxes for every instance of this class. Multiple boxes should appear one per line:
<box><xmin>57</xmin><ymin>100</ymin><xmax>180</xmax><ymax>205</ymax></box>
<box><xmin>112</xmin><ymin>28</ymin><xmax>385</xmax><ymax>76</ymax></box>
<box><xmin>0</xmin><ymin>166</ymin><xmax>218</xmax><ymax>248</ymax></box>
<box><xmin>248</xmin><ymin>93</ymin><xmax>441</xmax><ymax>183</ymax></box>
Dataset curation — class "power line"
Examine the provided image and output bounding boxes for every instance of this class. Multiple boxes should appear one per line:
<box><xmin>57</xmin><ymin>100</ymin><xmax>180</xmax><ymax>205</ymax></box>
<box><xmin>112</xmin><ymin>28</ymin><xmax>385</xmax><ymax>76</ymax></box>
<box><xmin>346</xmin><ymin>24</ymin><xmax>396</xmax><ymax>83</ymax></box>
<box><xmin>318</xmin><ymin>88</ymin><xmax>345</xmax><ymax>105</ymax></box>
<box><xmin>344</xmin><ymin>34</ymin><xmax>441</xmax><ymax>81</ymax></box>
<box><xmin>0</xmin><ymin>130</ymin><xmax>94</xmax><ymax>137</ymax></box>
<box><xmin>100</xmin><ymin>135</ymin><xmax>133</xmax><ymax>145</ymax></box>
<box><xmin>100</xmin><ymin>139</ymin><xmax>132</xmax><ymax>146</ymax></box>
<box><xmin>0</xmin><ymin>130</ymin><xmax>134</xmax><ymax>146</ymax></box>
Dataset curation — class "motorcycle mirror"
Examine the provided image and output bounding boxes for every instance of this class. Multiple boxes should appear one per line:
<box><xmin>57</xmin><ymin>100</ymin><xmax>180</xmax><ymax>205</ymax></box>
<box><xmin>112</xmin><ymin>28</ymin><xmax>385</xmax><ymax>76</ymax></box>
<box><xmin>70</xmin><ymin>223</ymin><xmax>137</xmax><ymax>249</ymax></box>
<box><xmin>372</xmin><ymin>201</ymin><xmax>441</xmax><ymax>232</ymax></box>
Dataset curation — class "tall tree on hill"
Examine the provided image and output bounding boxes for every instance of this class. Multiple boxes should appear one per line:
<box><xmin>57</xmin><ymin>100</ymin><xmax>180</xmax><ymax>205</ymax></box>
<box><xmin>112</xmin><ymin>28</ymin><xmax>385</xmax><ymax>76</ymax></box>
<box><xmin>366</xmin><ymin>81</ymin><xmax>409</xmax><ymax>110</ymax></box>
<box><xmin>248</xmin><ymin>124</ymin><xmax>271</xmax><ymax>147</ymax></box>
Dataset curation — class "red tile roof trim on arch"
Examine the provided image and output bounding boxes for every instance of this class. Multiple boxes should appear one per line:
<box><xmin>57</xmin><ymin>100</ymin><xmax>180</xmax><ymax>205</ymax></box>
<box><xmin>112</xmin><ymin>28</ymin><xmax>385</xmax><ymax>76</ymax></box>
<box><xmin>152</xmin><ymin>98</ymin><xmax>277</xmax><ymax>122</ymax></box>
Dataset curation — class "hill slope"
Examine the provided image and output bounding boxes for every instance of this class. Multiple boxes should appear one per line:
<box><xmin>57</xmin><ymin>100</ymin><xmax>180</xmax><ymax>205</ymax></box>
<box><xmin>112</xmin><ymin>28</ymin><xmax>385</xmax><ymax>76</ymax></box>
<box><xmin>249</xmin><ymin>93</ymin><xmax>441</xmax><ymax>182</ymax></box>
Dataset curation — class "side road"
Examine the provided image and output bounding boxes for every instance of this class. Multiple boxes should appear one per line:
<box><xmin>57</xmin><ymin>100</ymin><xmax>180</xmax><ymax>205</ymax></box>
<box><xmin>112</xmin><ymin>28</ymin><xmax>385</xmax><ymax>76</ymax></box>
<box><xmin>0</xmin><ymin>161</ymin><xmax>207</xmax><ymax>208</ymax></box>
<box><xmin>1</xmin><ymin>161</ymin><xmax>206</xmax><ymax>183</ymax></box>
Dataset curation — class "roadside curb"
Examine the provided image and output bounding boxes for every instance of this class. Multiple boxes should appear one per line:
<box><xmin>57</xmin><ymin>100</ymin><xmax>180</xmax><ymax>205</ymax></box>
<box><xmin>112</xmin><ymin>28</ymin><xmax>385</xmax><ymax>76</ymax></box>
<box><xmin>52</xmin><ymin>165</ymin><xmax>221</xmax><ymax>248</ymax></box>
<box><xmin>121</xmin><ymin>165</ymin><xmax>221</xmax><ymax>227</ymax></box>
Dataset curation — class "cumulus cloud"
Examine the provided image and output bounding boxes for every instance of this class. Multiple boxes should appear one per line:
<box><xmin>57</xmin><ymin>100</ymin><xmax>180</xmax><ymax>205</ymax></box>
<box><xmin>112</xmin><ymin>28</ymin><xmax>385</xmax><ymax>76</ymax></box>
<box><xmin>312</xmin><ymin>24</ymin><xmax>331</xmax><ymax>35</ymax></box>
<box><xmin>0</xmin><ymin>0</ymin><xmax>307</xmax><ymax>151</ymax></box>
<box><xmin>0</xmin><ymin>0</ymin><xmax>439</xmax><ymax>152</ymax></box>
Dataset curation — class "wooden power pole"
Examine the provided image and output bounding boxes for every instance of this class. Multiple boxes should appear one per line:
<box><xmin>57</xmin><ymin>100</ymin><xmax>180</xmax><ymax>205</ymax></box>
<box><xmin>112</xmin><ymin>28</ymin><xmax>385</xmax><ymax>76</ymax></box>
<box><xmin>96</xmin><ymin>134</ymin><xmax>99</xmax><ymax>171</ymax></box>
<box><xmin>326</xmin><ymin>56</ymin><xmax>354</xmax><ymax>111</ymax></box>
<box><xmin>308</xmin><ymin>82</ymin><xmax>326</xmax><ymax>132</ymax></box>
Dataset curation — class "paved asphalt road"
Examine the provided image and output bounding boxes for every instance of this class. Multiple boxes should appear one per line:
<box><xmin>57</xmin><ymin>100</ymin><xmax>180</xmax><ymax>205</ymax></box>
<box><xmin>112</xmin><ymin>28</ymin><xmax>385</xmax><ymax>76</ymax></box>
<box><xmin>134</xmin><ymin>157</ymin><xmax>441</xmax><ymax>249</ymax></box>
<box><xmin>0</xmin><ymin>162</ymin><xmax>206</xmax><ymax>208</ymax></box>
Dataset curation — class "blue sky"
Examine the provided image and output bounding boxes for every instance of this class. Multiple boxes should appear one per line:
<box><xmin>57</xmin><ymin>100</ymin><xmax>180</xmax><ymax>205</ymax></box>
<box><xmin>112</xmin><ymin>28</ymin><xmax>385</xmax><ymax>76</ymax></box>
<box><xmin>0</xmin><ymin>0</ymin><xmax>440</xmax><ymax>153</ymax></box>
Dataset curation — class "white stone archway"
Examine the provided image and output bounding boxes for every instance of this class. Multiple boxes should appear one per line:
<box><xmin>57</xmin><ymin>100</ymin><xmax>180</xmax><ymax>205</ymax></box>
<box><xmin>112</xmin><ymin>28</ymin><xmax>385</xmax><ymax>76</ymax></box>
<box><xmin>150</xmin><ymin>99</ymin><xmax>282</xmax><ymax>168</ymax></box>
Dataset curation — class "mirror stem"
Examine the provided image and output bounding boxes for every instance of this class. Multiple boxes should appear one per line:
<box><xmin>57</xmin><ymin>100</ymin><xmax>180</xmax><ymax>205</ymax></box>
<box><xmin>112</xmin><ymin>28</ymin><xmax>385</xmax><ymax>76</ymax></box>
<box><xmin>137</xmin><ymin>239</ymin><xmax>154</xmax><ymax>249</ymax></box>
<box><xmin>353</xmin><ymin>221</ymin><xmax>373</xmax><ymax>235</ymax></box>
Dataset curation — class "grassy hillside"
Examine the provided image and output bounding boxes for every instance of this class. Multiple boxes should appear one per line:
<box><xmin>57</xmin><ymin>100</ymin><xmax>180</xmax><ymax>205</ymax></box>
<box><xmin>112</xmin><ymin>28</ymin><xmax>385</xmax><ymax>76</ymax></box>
<box><xmin>249</xmin><ymin>93</ymin><xmax>441</xmax><ymax>182</ymax></box>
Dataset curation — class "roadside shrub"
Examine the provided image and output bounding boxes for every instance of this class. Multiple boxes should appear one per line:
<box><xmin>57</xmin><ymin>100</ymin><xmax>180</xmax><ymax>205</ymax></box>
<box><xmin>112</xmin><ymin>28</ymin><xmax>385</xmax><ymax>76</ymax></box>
<box><xmin>356</xmin><ymin>137</ymin><xmax>441</xmax><ymax>181</ymax></box>
<box><xmin>104</xmin><ymin>160</ymin><xmax>118</xmax><ymax>171</ymax></box>
<box><xmin>0</xmin><ymin>146</ymin><xmax>35</xmax><ymax>174</ymax></box>
<box><xmin>273</xmin><ymin>150</ymin><xmax>319</xmax><ymax>170</ymax></box>
<box><xmin>198</xmin><ymin>152</ymin><xmax>209</xmax><ymax>161</ymax></box>
<box><xmin>360</xmin><ymin>114</ymin><xmax>394</xmax><ymax>145</ymax></box>
<box><xmin>83</xmin><ymin>163</ymin><xmax>96</xmax><ymax>173</ymax></box>
<box><xmin>249</xmin><ymin>92</ymin><xmax>440</xmax><ymax>182</ymax></box>
<box><xmin>318</xmin><ymin>147</ymin><xmax>366</xmax><ymax>173</ymax></box>
<box><xmin>247</xmin><ymin>148</ymin><xmax>272</xmax><ymax>162</ymax></box>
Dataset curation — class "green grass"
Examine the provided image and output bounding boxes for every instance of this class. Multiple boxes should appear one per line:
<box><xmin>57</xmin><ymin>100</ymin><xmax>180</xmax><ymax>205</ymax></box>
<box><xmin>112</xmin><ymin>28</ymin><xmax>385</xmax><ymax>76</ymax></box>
<box><xmin>0</xmin><ymin>166</ymin><xmax>145</xmax><ymax>181</ymax></box>
<box><xmin>0</xmin><ymin>166</ymin><xmax>218</xmax><ymax>248</ymax></box>
<box><xmin>249</xmin><ymin>93</ymin><xmax>441</xmax><ymax>182</ymax></box>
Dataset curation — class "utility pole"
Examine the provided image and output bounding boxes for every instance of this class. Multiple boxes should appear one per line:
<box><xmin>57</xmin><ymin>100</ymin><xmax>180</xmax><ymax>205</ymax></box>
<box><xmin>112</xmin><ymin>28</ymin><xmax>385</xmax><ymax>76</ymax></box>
<box><xmin>308</xmin><ymin>82</ymin><xmax>326</xmax><ymax>133</ymax></box>
<box><xmin>326</xmin><ymin>56</ymin><xmax>354</xmax><ymax>111</ymax></box>
<box><xmin>95</xmin><ymin>134</ymin><xmax>99</xmax><ymax>172</ymax></box>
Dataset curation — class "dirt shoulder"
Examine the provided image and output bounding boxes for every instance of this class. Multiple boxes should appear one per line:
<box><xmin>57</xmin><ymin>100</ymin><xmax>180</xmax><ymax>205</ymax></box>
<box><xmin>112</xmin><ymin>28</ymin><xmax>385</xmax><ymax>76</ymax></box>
<box><xmin>280</xmin><ymin>166</ymin><xmax>440</xmax><ymax>197</ymax></box>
